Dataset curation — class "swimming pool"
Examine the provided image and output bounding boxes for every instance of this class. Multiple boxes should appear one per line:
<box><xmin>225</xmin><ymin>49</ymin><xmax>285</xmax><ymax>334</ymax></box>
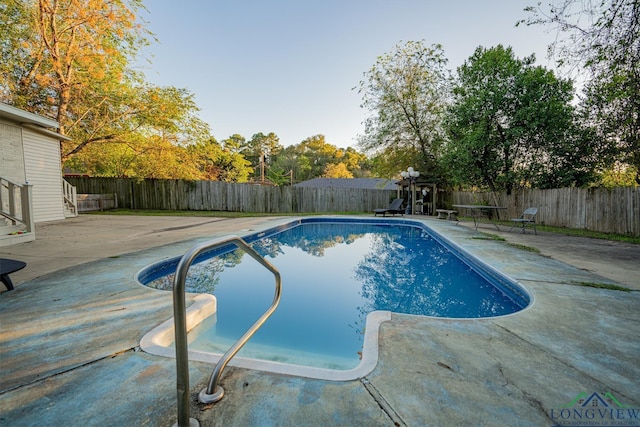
<box><xmin>139</xmin><ymin>217</ymin><xmax>531</xmax><ymax>380</ymax></box>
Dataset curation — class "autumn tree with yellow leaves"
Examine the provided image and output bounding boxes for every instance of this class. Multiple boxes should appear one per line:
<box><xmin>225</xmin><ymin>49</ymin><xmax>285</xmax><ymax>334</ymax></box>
<box><xmin>1</xmin><ymin>0</ymin><xmax>374</xmax><ymax>182</ymax></box>
<box><xmin>0</xmin><ymin>0</ymin><xmax>252</xmax><ymax>180</ymax></box>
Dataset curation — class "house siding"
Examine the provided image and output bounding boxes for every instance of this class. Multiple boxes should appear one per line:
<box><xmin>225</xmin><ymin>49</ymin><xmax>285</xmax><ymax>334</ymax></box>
<box><xmin>22</xmin><ymin>128</ymin><xmax>65</xmax><ymax>222</ymax></box>
<box><xmin>0</xmin><ymin>120</ymin><xmax>26</xmax><ymax>183</ymax></box>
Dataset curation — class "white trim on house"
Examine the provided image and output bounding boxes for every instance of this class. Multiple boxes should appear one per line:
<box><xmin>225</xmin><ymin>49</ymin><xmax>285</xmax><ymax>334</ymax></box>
<box><xmin>0</xmin><ymin>103</ymin><xmax>59</xmax><ymax>129</ymax></box>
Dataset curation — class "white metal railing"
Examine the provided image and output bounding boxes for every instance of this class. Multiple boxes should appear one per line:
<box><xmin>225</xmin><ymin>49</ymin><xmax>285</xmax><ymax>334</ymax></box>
<box><xmin>62</xmin><ymin>178</ymin><xmax>78</xmax><ymax>217</ymax></box>
<box><xmin>172</xmin><ymin>235</ymin><xmax>282</xmax><ymax>427</ymax></box>
<box><xmin>0</xmin><ymin>177</ymin><xmax>34</xmax><ymax>233</ymax></box>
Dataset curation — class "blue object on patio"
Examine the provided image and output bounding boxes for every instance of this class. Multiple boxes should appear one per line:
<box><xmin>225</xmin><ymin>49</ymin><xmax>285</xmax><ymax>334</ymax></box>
<box><xmin>0</xmin><ymin>258</ymin><xmax>26</xmax><ymax>291</ymax></box>
<box><xmin>509</xmin><ymin>207</ymin><xmax>538</xmax><ymax>234</ymax></box>
<box><xmin>373</xmin><ymin>198</ymin><xmax>404</xmax><ymax>217</ymax></box>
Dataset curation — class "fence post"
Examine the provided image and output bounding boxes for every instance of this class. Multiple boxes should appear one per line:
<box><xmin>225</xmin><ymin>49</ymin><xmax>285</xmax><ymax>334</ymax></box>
<box><xmin>20</xmin><ymin>183</ymin><xmax>35</xmax><ymax>233</ymax></box>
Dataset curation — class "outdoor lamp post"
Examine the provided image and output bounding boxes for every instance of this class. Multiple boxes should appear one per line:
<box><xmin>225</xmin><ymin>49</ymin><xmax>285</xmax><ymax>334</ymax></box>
<box><xmin>400</xmin><ymin>167</ymin><xmax>420</xmax><ymax>214</ymax></box>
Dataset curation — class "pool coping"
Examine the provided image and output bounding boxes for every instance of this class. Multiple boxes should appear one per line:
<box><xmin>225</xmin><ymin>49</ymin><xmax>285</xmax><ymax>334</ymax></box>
<box><xmin>141</xmin><ymin>297</ymin><xmax>391</xmax><ymax>381</ymax></box>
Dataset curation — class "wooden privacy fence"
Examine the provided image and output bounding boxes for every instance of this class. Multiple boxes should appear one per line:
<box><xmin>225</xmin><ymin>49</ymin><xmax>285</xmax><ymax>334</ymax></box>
<box><xmin>65</xmin><ymin>178</ymin><xmax>397</xmax><ymax>214</ymax></box>
<box><xmin>66</xmin><ymin>178</ymin><xmax>639</xmax><ymax>235</ymax></box>
<box><xmin>452</xmin><ymin>187</ymin><xmax>640</xmax><ymax>236</ymax></box>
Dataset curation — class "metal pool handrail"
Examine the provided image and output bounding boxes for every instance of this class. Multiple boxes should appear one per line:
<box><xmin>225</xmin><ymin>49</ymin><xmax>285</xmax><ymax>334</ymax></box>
<box><xmin>172</xmin><ymin>235</ymin><xmax>282</xmax><ymax>427</ymax></box>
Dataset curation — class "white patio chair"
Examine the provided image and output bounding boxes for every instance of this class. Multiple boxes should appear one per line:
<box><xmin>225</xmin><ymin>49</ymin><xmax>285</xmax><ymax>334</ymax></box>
<box><xmin>509</xmin><ymin>207</ymin><xmax>538</xmax><ymax>234</ymax></box>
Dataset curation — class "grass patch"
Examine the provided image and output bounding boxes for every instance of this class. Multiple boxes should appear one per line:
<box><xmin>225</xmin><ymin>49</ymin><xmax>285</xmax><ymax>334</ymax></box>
<box><xmin>472</xmin><ymin>233</ymin><xmax>506</xmax><ymax>241</ymax></box>
<box><xmin>573</xmin><ymin>281</ymin><xmax>632</xmax><ymax>292</ymax></box>
<box><xmin>492</xmin><ymin>220</ymin><xmax>640</xmax><ymax>244</ymax></box>
<box><xmin>538</xmin><ymin>225</ymin><xmax>640</xmax><ymax>243</ymax></box>
<box><xmin>507</xmin><ymin>243</ymin><xmax>540</xmax><ymax>253</ymax></box>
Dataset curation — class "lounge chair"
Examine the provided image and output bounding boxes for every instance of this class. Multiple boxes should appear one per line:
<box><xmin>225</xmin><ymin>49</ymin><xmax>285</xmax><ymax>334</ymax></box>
<box><xmin>374</xmin><ymin>198</ymin><xmax>404</xmax><ymax>217</ymax></box>
<box><xmin>509</xmin><ymin>207</ymin><xmax>538</xmax><ymax>234</ymax></box>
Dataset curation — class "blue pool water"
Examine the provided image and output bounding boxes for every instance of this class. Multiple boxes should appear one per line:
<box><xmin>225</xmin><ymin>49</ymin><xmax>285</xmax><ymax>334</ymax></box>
<box><xmin>139</xmin><ymin>218</ymin><xmax>529</xmax><ymax>370</ymax></box>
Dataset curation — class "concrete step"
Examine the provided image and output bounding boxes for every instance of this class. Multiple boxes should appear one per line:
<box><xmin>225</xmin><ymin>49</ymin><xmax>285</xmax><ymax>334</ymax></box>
<box><xmin>0</xmin><ymin>229</ymin><xmax>34</xmax><ymax>247</ymax></box>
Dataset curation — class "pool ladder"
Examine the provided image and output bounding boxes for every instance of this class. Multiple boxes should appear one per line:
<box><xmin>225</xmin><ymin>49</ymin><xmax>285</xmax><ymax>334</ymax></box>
<box><xmin>172</xmin><ymin>235</ymin><xmax>282</xmax><ymax>427</ymax></box>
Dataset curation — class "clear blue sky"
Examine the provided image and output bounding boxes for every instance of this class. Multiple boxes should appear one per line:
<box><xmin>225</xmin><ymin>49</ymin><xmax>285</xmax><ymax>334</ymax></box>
<box><xmin>138</xmin><ymin>1</ymin><xmax>557</xmax><ymax>149</ymax></box>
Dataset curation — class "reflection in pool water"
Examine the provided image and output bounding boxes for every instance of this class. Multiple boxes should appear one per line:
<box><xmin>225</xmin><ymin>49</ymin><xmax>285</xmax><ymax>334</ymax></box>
<box><xmin>143</xmin><ymin>220</ymin><xmax>529</xmax><ymax>370</ymax></box>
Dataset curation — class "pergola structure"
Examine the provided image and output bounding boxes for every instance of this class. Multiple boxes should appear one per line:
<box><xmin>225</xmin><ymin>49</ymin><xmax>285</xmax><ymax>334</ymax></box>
<box><xmin>395</xmin><ymin>178</ymin><xmax>438</xmax><ymax>215</ymax></box>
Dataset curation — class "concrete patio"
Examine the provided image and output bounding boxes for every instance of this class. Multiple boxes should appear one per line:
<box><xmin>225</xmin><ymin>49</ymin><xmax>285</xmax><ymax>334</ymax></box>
<box><xmin>1</xmin><ymin>215</ymin><xmax>638</xmax><ymax>426</ymax></box>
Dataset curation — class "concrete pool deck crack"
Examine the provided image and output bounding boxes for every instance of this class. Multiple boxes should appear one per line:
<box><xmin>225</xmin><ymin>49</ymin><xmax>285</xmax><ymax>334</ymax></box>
<box><xmin>491</xmin><ymin>322</ymin><xmax>618</xmax><ymax>392</ymax></box>
<box><xmin>520</xmin><ymin>389</ymin><xmax>555</xmax><ymax>423</ymax></box>
<box><xmin>490</xmin><ymin>355</ymin><xmax>554</xmax><ymax>423</ymax></box>
<box><xmin>0</xmin><ymin>347</ymin><xmax>138</xmax><ymax>395</ymax></box>
<box><xmin>147</xmin><ymin>218</ymin><xmax>229</xmax><ymax>234</ymax></box>
<box><xmin>360</xmin><ymin>377</ymin><xmax>407</xmax><ymax>427</ymax></box>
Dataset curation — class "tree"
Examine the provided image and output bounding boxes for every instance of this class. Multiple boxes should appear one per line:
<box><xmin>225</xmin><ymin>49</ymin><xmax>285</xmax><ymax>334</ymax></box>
<box><xmin>1</xmin><ymin>0</ymin><xmax>213</xmax><ymax>179</ymax></box>
<box><xmin>341</xmin><ymin>147</ymin><xmax>370</xmax><ymax>178</ymax></box>
<box><xmin>60</xmin><ymin>83</ymin><xmax>212</xmax><ymax>177</ymax></box>
<box><xmin>247</xmin><ymin>132</ymin><xmax>282</xmax><ymax>159</ymax></box>
<box><xmin>356</xmin><ymin>40</ymin><xmax>451</xmax><ymax>176</ymax></box>
<box><xmin>64</xmin><ymin>83</ymin><xmax>210</xmax><ymax>161</ymax></box>
<box><xmin>2</xmin><ymin>0</ymin><xmax>148</xmax><ymax>126</ymax></box>
<box><xmin>368</xmin><ymin>145</ymin><xmax>423</xmax><ymax>179</ymax></box>
<box><xmin>269</xmin><ymin>148</ymin><xmax>306</xmax><ymax>185</ymax></box>
<box><xmin>245</xmin><ymin>132</ymin><xmax>283</xmax><ymax>182</ymax></box>
<box><xmin>521</xmin><ymin>0</ymin><xmax>640</xmax><ymax>183</ymax></box>
<box><xmin>0</xmin><ymin>0</ymin><xmax>34</xmax><ymax>102</ymax></box>
<box><xmin>189</xmin><ymin>138</ymin><xmax>253</xmax><ymax>182</ymax></box>
<box><xmin>268</xmin><ymin>135</ymin><xmax>370</xmax><ymax>183</ymax></box>
<box><xmin>205</xmin><ymin>150</ymin><xmax>253</xmax><ymax>183</ymax></box>
<box><xmin>221</xmin><ymin>134</ymin><xmax>246</xmax><ymax>153</ymax></box>
<box><xmin>444</xmin><ymin>45</ymin><xmax>597</xmax><ymax>193</ymax></box>
<box><xmin>297</xmin><ymin>135</ymin><xmax>339</xmax><ymax>179</ymax></box>
<box><xmin>265</xmin><ymin>164</ymin><xmax>292</xmax><ymax>186</ymax></box>
<box><xmin>322</xmin><ymin>163</ymin><xmax>353</xmax><ymax>178</ymax></box>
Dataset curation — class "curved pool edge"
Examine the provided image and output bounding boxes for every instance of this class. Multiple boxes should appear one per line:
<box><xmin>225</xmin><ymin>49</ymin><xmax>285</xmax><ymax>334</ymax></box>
<box><xmin>137</xmin><ymin>215</ymin><xmax>534</xmax><ymax>381</ymax></box>
<box><xmin>140</xmin><ymin>293</ymin><xmax>217</xmax><ymax>357</ymax></box>
<box><xmin>140</xmin><ymin>302</ymin><xmax>391</xmax><ymax>381</ymax></box>
<box><xmin>136</xmin><ymin>216</ymin><xmax>533</xmax><ymax>311</ymax></box>
<box><xmin>414</xmin><ymin>218</ymin><xmax>536</xmax><ymax>316</ymax></box>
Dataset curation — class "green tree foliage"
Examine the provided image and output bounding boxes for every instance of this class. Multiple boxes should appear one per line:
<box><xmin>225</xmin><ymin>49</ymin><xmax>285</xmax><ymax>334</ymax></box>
<box><xmin>598</xmin><ymin>163</ymin><xmax>639</xmax><ymax>188</ymax></box>
<box><xmin>265</xmin><ymin>164</ymin><xmax>293</xmax><ymax>186</ymax></box>
<box><xmin>1</xmin><ymin>0</ymin><xmax>258</xmax><ymax>181</ymax></box>
<box><xmin>0</xmin><ymin>0</ymin><xmax>33</xmax><ymax>102</ymax></box>
<box><xmin>64</xmin><ymin>83</ymin><xmax>210</xmax><ymax>161</ymax></box>
<box><xmin>189</xmin><ymin>138</ymin><xmax>253</xmax><ymax>182</ymax></box>
<box><xmin>245</xmin><ymin>132</ymin><xmax>283</xmax><ymax>182</ymax></box>
<box><xmin>521</xmin><ymin>0</ymin><xmax>640</xmax><ymax>184</ymax></box>
<box><xmin>356</xmin><ymin>40</ymin><xmax>451</xmax><ymax>177</ymax></box>
<box><xmin>444</xmin><ymin>45</ymin><xmax>599</xmax><ymax>193</ymax></box>
<box><xmin>247</xmin><ymin>132</ymin><xmax>282</xmax><ymax>159</ymax></box>
<box><xmin>268</xmin><ymin>149</ymin><xmax>305</xmax><ymax>185</ymax></box>
<box><xmin>268</xmin><ymin>135</ymin><xmax>370</xmax><ymax>184</ymax></box>
<box><xmin>1</xmin><ymin>0</ymin><xmax>149</xmax><ymax>136</ymax></box>
<box><xmin>296</xmin><ymin>135</ymin><xmax>338</xmax><ymax>179</ymax></box>
<box><xmin>294</xmin><ymin>135</ymin><xmax>355</xmax><ymax>181</ymax></box>
<box><xmin>221</xmin><ymin>134</ymin><xmax>246</xmax><ymax>153</ymax></box>
<box><xmin>61</xmin><ymin>83</ymin><xmax>214</xmax><ymax>178</ymax></box>
<box><xmin>341</xmin><ymin>147</ymin><xmax>370</xmax><ymax>178</ymax></box>
<box><xmin>322</xmin><ymin>162</ymin><xmax>353</xmax><ymax>178</ymax></box>
<box><xmin>368</xmin><ymin>146</ymin><xmax>423</xmax><ymax>179</ymax></box>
